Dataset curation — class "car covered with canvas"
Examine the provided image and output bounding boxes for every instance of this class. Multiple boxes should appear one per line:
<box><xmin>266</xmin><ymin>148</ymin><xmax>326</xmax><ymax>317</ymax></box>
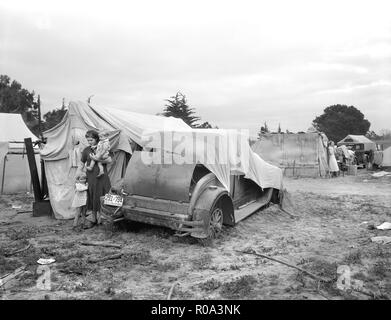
<box><xmin>100</xmin><ymin>129</ymin><xmax>285</xmax><ymax>240</ymax></box>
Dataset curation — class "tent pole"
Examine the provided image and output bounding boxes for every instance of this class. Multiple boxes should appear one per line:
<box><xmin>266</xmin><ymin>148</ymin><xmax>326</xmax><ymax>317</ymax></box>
<box><xmin>1</xmin><ymin>154</ymin><xmax>7</xmax><ymax>195</ymax></box>
<box><xmin>24</xmin><ymin>138</ymin><xmax>42</xmax><ymax>201</ymax></box>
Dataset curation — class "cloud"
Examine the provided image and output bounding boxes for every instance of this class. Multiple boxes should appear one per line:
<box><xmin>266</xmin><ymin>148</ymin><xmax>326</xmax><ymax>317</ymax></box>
<box><xmin>1</xmin><ymin>0</ymin><xmax>390</xmax><ymax>136</ymax></box>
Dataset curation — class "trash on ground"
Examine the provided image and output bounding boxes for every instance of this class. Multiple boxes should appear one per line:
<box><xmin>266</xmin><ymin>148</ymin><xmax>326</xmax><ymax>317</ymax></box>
<box><xmin>371</xmin><ymin>236</ymin><xmax>391</xmax><ymax>244</ymax></box>
<box><xmin>371</xmin><ymin>171</ymin><xmax>391</xmax><ymax>178</ymax></box>
<box><xmin>376</xmin><ymin>222</ymin><xmax>391</xmax><ymax>230</ymax></box>
<box><xmin>37</xmin><ymin>258</ymin><xmax>56</xmax><ymax>265</ymax></box>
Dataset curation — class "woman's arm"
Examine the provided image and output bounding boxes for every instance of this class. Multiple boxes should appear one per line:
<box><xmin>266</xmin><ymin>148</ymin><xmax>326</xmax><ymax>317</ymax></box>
<box><xmin>99</xmin><ymin>156</ymin><xmax>112</xmax><ymax>164</ymax></box>
<box><xmin>90</xmin><ymin>153</ymin><xmax>112</xmax><ymax>164</ymax></box>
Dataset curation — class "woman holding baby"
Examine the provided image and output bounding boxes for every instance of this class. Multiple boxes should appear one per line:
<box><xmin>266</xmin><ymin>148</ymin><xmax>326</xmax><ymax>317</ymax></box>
<box><xmin>75</xmin><ymin>129</ymin><xmax>112</xmax><ymax>228</ymax></box>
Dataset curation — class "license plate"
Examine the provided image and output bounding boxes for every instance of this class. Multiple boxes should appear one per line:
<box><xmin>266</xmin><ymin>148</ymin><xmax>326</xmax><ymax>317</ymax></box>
<box><xmin>103</xmin><ymin>194</ymin><xmax>123</xmax><ymax>207</ymax></box>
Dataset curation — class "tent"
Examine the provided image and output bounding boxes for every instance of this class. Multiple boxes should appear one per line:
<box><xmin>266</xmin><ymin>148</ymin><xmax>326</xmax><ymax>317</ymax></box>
<box><xmin>40</xmin><ymin>101</ymin><xmax>190</xmax><ymax>219</ymax></box>
<box><xmin>41</xmin><ymin>101</ymin><xmax>283</xmax><ymax>220</ymax></box>
<box><xmin>382</xmin><ymin>147</ymin><xmax>391</xmax><ymax>167</ymax></box>
<box><xmin>0</xmin><ymin>113</ymin><xmax>40</xmax><ymax>194</ymax></box>
<box><xmin>251</xmin><ymin>132</ymin><xmax>329</xmax><ymax>177</ymax></box>
<box><xmin>337</xmin><ymin>135</ymin><xmax>376</xmax><ymax>151</ymax></box>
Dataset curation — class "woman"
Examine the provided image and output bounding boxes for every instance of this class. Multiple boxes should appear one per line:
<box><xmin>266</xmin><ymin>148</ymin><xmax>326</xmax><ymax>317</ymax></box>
<box><xmin>76</xmin><ymin>130</ymin><xmax>112</xmax><ymax>228</ymax></box>
<box><xmin>328</xmin><ymin>141</ymin><xmax>339</xmax><ymax>177</ymax></box>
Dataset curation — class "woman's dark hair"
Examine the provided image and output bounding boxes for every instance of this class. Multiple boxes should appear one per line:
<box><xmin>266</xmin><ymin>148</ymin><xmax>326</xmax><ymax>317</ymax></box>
<box><xmin>85</xmin><ymin>130</ymin><xmax>100</xmax><ymax>142</ymax></box>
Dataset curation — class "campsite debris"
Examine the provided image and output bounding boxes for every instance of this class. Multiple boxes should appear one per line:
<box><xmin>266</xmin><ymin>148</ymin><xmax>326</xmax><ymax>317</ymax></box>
<box><xmin>371</xmin><ymin>171</ymin><xmax>391</xmax><ymax>178</ymax></box>
<box><xmin>235</xmin><ymin>249</ymin><xmax>332</xmax><ymax>283</ymax></box>
<box><xmin>81</xmin><ymin>241</ymin><xmax>122</xmax><ymax>249</ymax></box>
<box><xmin>37</xmin><ymin>258</ymin><xmax>56</xmax><ymax>265</ymax></box>
<box><xmin>17</xmin><ymin>210</ymin><xmax>33</xmax><ymax>214</ymax></box>
<box><xmin>367</xmin><ymin>224</ymin><xmax>376</xmax><ymax>230</ymax></box>
<box><xmin>370</xmin><ymin>236</ymin><xmax>391</xmax><ymax>245</ymax></box>
<box><xmin>87</xmin><ymin>253</ymin><xmax>123</xmax><ymax>263</ymax></box>
<box><xmin>5</xmin><ymin>242</ymin><xmax>31</xmax><ymax>257</ymax></box>
<box><xmin>0</xmin><ymin>265</ymin><xmax>26</xmax><ymax>288</ymax></box>
<box><xmin>376</xmin><ymin>222</ymin><xmax>391</xmax><ymax>230</ymax></box>
<box><xmin>167</xmin><ymin>282</ymin><xmax>179</xmax><ymax>300</ymax></box>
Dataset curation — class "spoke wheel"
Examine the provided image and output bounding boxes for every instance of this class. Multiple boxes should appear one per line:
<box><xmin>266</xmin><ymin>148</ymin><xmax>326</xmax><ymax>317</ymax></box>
<box><xmin>207</xmin><ymin>202</ymin><xmax>223</xmax><ymax>239</ymax></box>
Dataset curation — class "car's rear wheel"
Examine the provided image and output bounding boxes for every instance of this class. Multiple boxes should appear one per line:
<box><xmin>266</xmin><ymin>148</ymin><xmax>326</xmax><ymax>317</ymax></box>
<box><xmin>208</xmin><ymin>202</ymin><xmax>223</xmax><ymax>238</ymax></box>
<box><xmin>198</xmin><ymin>199</ymin><xmax>224</xmax><ymax>245</ymax></box>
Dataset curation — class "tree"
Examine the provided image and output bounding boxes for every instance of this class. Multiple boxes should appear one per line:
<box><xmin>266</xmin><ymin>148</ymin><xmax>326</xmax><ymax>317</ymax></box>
<box><xmin>196</xmin><ymin>121</ymin><xmax>213</xmax><ymax>129</ymax></box>
<box><xmin>162</xmin><ymin>92</ymin><xmax>200</xmax><ymax>127</ymax></box>
<box><xmin>0</xmin><ymin>74</ymin><xmax>41</xmax><ymax>135</ymax></box>
<box><xmin>277</xmin><ymin>123</ymin><xmax>282</xmax><ymax>133</ymax></box>
<box><xmin>312</xmin><ymin>104</ymin><xmax>370</xmax><ymax>143</ymax></box>
<box><xmin>257</xmin><ymin>121</ymin><xmax>269</xmax><ymax>139</ymax></box>
<box><xmin>42</xmin><ymin>105</ymin><xmax>67</xmax><ymax>131</ymax></box>
<box><xmin>366</xmin><ymin>130</ymin><xmax>379</xmax><ymax>140</ymax></box>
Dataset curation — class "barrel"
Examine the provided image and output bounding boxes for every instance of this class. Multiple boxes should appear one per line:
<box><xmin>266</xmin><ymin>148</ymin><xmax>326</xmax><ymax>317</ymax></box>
<box><xmin>347</xmin><ymin>165</ymin><xmax>357</xmax><ymax>176</ymax></box>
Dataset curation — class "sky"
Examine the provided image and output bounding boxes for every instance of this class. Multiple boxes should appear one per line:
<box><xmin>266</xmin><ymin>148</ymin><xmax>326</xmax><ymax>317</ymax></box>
<box><xmin>1</xmin><ymin>0</ymin><xmax>390</xmax><ymax>136</ymax></box>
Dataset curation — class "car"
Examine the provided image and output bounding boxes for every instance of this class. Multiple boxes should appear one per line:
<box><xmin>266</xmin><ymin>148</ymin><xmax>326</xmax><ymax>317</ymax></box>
<box><xmin>100</xmin><ymin>149</ymin><xmax>281</xmax><ymax>240</ymax></box>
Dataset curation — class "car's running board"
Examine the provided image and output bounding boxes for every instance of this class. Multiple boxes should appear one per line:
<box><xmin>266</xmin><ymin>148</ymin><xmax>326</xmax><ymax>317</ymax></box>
<box><xmin>234</xmin><ymin>189</ymin><xmax>273</xmax><ymax>223</ymax></box>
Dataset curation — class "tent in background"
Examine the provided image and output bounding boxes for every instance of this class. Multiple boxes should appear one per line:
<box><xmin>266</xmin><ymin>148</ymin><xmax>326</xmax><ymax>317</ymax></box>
<box><xmin>0</xmin><ymin>113</ymin><xmax>40</xmax><ymax>194</ymax></box>
<box><xmin>252</xmin><ymin>132</ymin><xmax>329</xmax><ymax>177</ymax></box>
<box><xmin>337</xmin><ymin>135</ymin><xmax>376</xmax><ymax>151</ymax></box>
<box><xmin>382</xmin><ymin>147</ymin><xmax>391</xmax><ymax>167</ymax></box>
<box><xmin>40</xmin><ymin>101</ymin><xmax>190</xmax><ymax>219</ymax></box>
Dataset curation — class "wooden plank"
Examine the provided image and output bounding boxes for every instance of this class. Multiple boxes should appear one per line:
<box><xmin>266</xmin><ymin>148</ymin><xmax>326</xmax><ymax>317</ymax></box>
<box><xmin>24</xmin><ymin>138</ymin><xmax>42</xmax><ymax>201</ymax></box>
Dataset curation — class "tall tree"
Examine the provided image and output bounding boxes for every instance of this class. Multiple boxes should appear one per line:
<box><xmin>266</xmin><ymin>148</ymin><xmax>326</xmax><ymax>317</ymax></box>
<box><xmin>42</xmin><ymin>105</ymin><xmax>67</xmax><ymax>131</ymax></box>
<box><xmin>312</xmin><ymin>104</ymin><xmax>370</xmax><ymax>143</ymax></box>
<box><xmin>277</xmin><ymin>123</ymin><xmax>282</xmax><ymax>133</ymax></box>
<box><xmin>257</xmin><ymin>121</ymin><xmax>270</xmax><ymax>139</ymax></box>
<box><xmin>0</xmin><ymin>74</ymin><xmax>40</xmax><ymax>135</ymax></box>
<box><xmin>162</xmin><ymin>92</ymin><xmax>200</xmax><ymax>127</ymax></box>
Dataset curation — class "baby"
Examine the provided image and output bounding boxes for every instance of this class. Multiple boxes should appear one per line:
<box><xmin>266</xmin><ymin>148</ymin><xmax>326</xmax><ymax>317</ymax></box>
<box><xmin>87</xmin><ymin>130</ymin><xmax>110</xmax><ymax>177</ymax></box>
<box><xmin>72</xmin><ymin>173</ymin><xmax>88</xmax><ymax>228</ymax></box>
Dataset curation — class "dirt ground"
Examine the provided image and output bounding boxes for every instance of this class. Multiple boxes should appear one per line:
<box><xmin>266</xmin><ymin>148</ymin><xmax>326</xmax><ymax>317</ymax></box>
<box><xmin>1</xmin><ymin>170</ymin><xmax>390</xmax><ymax>300</ymax></box>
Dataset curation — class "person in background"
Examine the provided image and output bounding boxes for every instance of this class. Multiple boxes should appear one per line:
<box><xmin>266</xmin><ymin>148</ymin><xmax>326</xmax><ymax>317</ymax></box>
<box><xmin>328</xmin><ymin>141</ymin><xmax>339</xmax><ymax>177</ymax></box>
<box><xmin>76</xmin><ymin>130</ymin><xmax>112</xmax><ymax>228</ymax></box>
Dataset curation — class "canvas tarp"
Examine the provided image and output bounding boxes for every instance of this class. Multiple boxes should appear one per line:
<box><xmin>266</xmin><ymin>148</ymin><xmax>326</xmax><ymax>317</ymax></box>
<box><xmin>140</xmin><ymin>129</ymin><xmax>283</xmax><ymax>192</ymax></box>
<box><xmin>0</xmin><ymin>113</ymin><xmax>40</xmax><ymax>194</ymax></box>
<box><xmin>41</xmin><ymin>101</ymin><xmax>190</xmax><ymax>219</ymax></box>
<box><xmin>338</xmin><ymin>135</ymin><xmax>376</xmax><ymax>151</ymax></box>
<box><xmin>252</xmin><ymin>133</ymin><xmax>329</xmax><ymax>177</ymax></box>
<box><xmin>41</xmin><ymin>101</ymin><xmax>283</xmax><ymax>219</ymax></box>
<box><xmin>382</xmin><ymin>147</ymin><xmax>391</xmax><ymax>167</ymax></box>
<box><xmin>0</xmin><ymin>113</ymin><xmax>37</xmax><ymax>148</ymax></box>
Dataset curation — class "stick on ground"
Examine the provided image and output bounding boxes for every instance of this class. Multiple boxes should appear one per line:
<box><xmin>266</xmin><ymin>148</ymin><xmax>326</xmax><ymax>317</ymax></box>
<box><xmin>81</xmin><ymin>241</ymin><xmax>122</xmax><ymax>249</ymax></box>
<box><xmin>0</xmin><ymin>265</ymin><xmax>26</xmax><ymax>287</ymax></box>
<box><xmin>235</xmin><ymin>250</ymin><xmax>332</xmax><ymax>283</ymax></box>
<box><xmin>167</xmin><ymin>282</ymin><xmax>178</xmax><ymax>300</ymax></box>
<box><xmin>87</xmin><ymin>253</ymin><xmax>123</xmax><ymax>263</ymax></box>
<box><xmin>5</xmin><ymin>243</ymin><xmax>31</xmax><ymax>257</ymax></box>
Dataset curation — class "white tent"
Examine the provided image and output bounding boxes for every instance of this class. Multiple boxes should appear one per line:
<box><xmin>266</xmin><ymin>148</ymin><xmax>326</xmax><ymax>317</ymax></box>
<box><xmin>337</xmin><ymin>135</ymin><xmax>376</xmax><ymax>151</ymax></box>
<box><xmin>0</xmin><ymin>113</ymin><xmax>39</xmax><ymax>194</ymax></box>
<box><xmin>382</xmin><ymin>147</ymin><xmax>391</xmax><ymax>167</ymax></box>
<box><xmin>40</xmin><ymin>101</ymin><xmax>190</xmax><ymax>219</ymax></box>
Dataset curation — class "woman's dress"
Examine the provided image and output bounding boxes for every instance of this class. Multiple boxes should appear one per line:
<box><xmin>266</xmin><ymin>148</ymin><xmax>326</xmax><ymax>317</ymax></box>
<box><xmin>81</xmin><ymin>146</ymin><xmax>111</xmax><ymax>212</ymax></box>
<box><xmin>328</xmin><ymin>146</ymin><xmax>339</xmax><ymax>172</ymax></box>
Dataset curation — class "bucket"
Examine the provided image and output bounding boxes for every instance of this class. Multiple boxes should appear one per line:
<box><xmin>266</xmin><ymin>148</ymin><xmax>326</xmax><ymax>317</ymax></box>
<box><xmin>347</xmin><ymin>165</ymin><xmax>357</xmax><ymax>176</ymax></box>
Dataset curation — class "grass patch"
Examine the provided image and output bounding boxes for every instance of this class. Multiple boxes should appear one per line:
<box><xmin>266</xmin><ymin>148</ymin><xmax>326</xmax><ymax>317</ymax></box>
<box><xmin>343</xmin><ymin>250</ymin><xmax>362</xmax><ymax>265</ymax></box>
<box><xmin>154</xmin><ymin>261</ymin><xmax>181</xmax><ymax>272</ymax></box>
<box><xmin>122</xmin><ymin>250</ymin><xmax>152</xmax><ymax>266</ymax></box>
<box><xmin>191</xmin><ymin>253</ymin><xmax>212</xmax><ymax>270</ymax></box>
<box><xmin>220</xmin><ymin>275</ymin><xmax>258</xmax><ymax>299</ymax></box>
<box><xmin>199</xmin><ymin>278</ymin><xmax>222</xmax><ymax>291</ymax></box>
